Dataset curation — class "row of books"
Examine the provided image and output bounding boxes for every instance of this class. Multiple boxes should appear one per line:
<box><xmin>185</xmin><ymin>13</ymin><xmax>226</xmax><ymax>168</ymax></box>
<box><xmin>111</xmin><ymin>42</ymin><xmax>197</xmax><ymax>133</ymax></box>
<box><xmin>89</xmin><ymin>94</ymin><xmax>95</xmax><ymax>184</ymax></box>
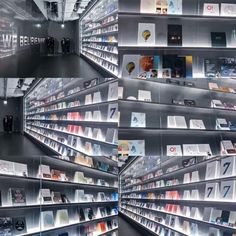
<box><xmin>140</xmin><ymin>1</ymin><xmax>236</xmax><ymax>17</ymax></box>
<box><xmin>84</xmin><ymin>43</ymin><xmax>118</xmax><ymax>54</ymax></box>
<box><xmin>122</xmin><ymin>55</ymin><xmax>236</xmax><ymax>79</ymax></box>
<box><xmin>27</xmin><ymin>123</ymin><xmax>118</xmax><ymax>145</ymax></box>
<box><xmin>122</xmin><ymin>200</ymin><xmax>236</xmax><ymax>229</ymax></box>
<box><xmin>123</xmin><ymin>155</ymin><xmax>236</xmax><ymax>189</ymax></box>
<box><xmin>118</xmin><ymin>139</ymin><xmax>236</xmax><ymax>157</ymax></box>
<box><xmin>83</xmin><ymin>24</ymin><xmax>118</xmax><ymax>37</ymax></box>
<box><xmin>121</xmin><ymin>206</ymin><xmax>231</xmax><ymax>236</ymax></box>
<box><xmin>82</xmin><ymin>35</ymin><xmax>118</xmax><ymax>43</ymax></box>
<box><xmin>122</xmin><ymin>179</ymin><xmax>236</xmax><ymax>201</ymax></box>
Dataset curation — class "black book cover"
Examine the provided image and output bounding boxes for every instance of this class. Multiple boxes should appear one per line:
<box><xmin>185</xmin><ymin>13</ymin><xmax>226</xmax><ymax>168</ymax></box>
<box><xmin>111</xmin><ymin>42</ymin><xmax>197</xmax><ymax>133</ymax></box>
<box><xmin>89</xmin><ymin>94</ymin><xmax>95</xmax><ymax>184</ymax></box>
<box><xmin>221</xmin><ymin>210</ymin><xmax>230</xmax><ymax>224</ymax></box>
<box><xmin>79</xmin><ymin>208</ymin><xmax>85</xmax><ymax>221</ymax></box>
<box><xmin>13</xmin><ymin>217</ymin><xmax>27</xmax><ymax>235</ymax></box>
<box><xmin>168</xmin><ymin>25</ymin><xmax>182</xmax><ymax>46</ymax></box>
<box><xmin>0</xmin><ymin>217</ymin><xmax>13</xmax><ymax>235</ymax></box>
<box><xmin>163</xmin><ymin>55</ymin><xmax>186</xmax><ymax>78</ymax></box>
<box><xmin>211</xmin><ymin>32</ymin><xmax>226</xmax><ymax>47</ymax></box>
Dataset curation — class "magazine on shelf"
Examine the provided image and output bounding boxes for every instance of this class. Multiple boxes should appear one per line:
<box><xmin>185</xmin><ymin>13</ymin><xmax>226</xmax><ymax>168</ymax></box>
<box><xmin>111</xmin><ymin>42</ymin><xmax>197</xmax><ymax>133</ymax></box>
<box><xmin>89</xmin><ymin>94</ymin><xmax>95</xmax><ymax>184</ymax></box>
<box><xmin>204</xmin><ymin>183</ymin><xmax>219</xmax><ymax>200</ymax></box>
<box><xmin>140</xmin><ymin>0</ymin><xmax>156</xmax><ymax>13</ymax></box>
<box><xmin>12</xmin><ymin>217</ymin><xmax>27</xmax><ymax>235</ymax></box>
<box><xmin>220</xmin><ymin>180</ymin><xmax>236</xmax><ymax>200</ymax></box>
<box><xmin>41</xmin><ymin>211</ymin><xmax>54</xmax><ymax>229</ymax></box>
<box><xmin>131</xmin><ymin>112</ymin><xmax>146</xmax><ymax>127</ymax></box>
<box><xmin>203</xmin><ymin>3</ymin><xmax>219</xmax><ymax>16</ymax></box>
<box><xmin>168</xmin><ymin>0</ymin><xmax>182</xmax><ymax>14</ymax></box>
<box><xmin>107</xmin><ymin>103</ymin><xmax>118</xmax><ymax>122</ymax></box>
<box><xmin>205</xmin><ymin>161</ymin><xmax>220</xmax><ymax>180</ymax></box>
<box><xmin>55</xmin><ymin>209</ymin><xmax>69</xmax><ymax>226</ymax></box>
<box><xmin>122</xmin><ymin>54</ymin><xmax>140</xmax><ymax>78</ymax></box>
<box><xmin>220</xmin><ymin>156</ymin><xmax>236</xmax><ymax>177</ymax></box>
<box><xmin>138</xmin><ymin>23</ymin><xmax>156</xmax><ymax>45</ymax></box>
<box><xmin>13</xmin><ymin>163</ymin><xmax>28</xmax><ymax>177</ymax></box>
<box><xmin>166</xmin><ymin>145</ymin><xmax>182</xmax><ymax>156</ymax></box>
<box><xmin>8</xmin><ymin>188</ymin><xmax>26</xmax><ymax>206</ymax></box>
<box><xmin>221</xmin><ymin>3</ymin><xmax>236</xmax><ymax>17</ymax></box>
<box><xmin>108</xmin><ymin>81</ymin><xmax>118</xmax><ymax>101</ymax></box>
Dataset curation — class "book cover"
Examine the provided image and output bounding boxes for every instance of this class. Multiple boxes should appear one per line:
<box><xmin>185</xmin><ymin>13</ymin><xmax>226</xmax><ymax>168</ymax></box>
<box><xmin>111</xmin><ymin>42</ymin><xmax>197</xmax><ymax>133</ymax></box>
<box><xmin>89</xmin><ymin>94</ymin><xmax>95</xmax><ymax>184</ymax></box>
<box><xmin>140</xmin><ymin>0</ymin><xmax>156</xmax><ymax>13</ymax></box>
<box><xmin>122</xmin><ymin>54</ymin><xmax>140</xmax><ymax>78</ymax></box>
<box><xmin>203</xmin><ymin>3</ymin><xmax>219</xmax><ymax>16</ymax></box>
<box><xmin>41</xmin><ymin>211</ymin><xmax>54</xmax><ymax>229</ymax></box>
<box><xmin>138</xmin><ymin>90</ymin><xmax>152</xmax><ymax>101</ymax></box>
<box><xmin>107</xmin><ymin>103</ymin><xmax>118</xmax><ymax>122</ymax></box>
<box><xmin>85</xmin><ymin>94</ymin><xmax>92</xmax><ymax>105</ymax></box>
<box><xmin>189</xmin><ymin>119</ymin><xmax>205</xmax><ymax>129</ymax></box>
<box><xmin>129</xmin><ymin>140</ymin><xmax>145</xmax><ymax>156</ymax></box>
<box><xmin>204</xmin><ymin>59</ymin><xmax>219</xmax><ymax>78</ymax></box>
<box><xmin>9</xmin><ymin>188</ymin><xmax>26</xmax><ymax>205</ymax></box>
<box><xmin>56</xmin><ymin>209</ymin><xmax>69</xmax><ymax>225</ymax></box>
<box><xmin>204</xmin><ymin>183</ymin><xmax>219</xmax><ymax>200</ymax></box>
<box><xmin>138</xmin><ymin>23</ymin><xmax>156</xmax><ymax>45</ymax></box>
<box><xmin>108</xmin><ymin>81</ymin><xmax>118</xmax><ymax>101</ymax></box>
<box><xmin>52</xmin><ymin>192</ymin><xmax>63</xmax><ymax>203</ymax></box>
<box><xmin>211</xmin><ymin>32</ymin><xmax>226</xmax><ymax>47</ymax></box>
<box><xmin>131</xmin><ymin>112</ymin><xmax>146</xmax><ymax>127</ymax></box>
<box><xmin>168</xmin><ymin>0</ymin><xmax>182</xmax><ymax>14</ymax></box>
<box><xmin>156</xmin><ymin>0</ymin><xmax>168</xmax><ymax>14</ymax></box>
<box><xmin>105</xmin><ymin>128</ymin><xmax>116</xmax><ymax>143</ymax></box>
<box><xmin>12</xmin><ymin>217</ymin><xmax>27</xmax><ymax>235</ymax></box>
<box><xmin>139</xmin><ymin>55</ymin><xmax>160</xmax><ymax>79</ymax></box>
<box><xmin>0</xmin><ymin>217</ymin><xmax>13</xmax><ymax>235</ymax></box>
<box><xmin>40</xmin><ymin>189</ymin><xmax>52</xmax><ymax>204</ymax></box>
<box><xmin>0</xmin><ymin>160</ymin><xmax>14</xmax><ymax>175</ymax></box>
<box><xmin>221</xmin><ymin>3</ymin><xmax>236</xmax><ymax>17</ymax></box>
<box><xmin>13</xmin><ymin>163</ymin><xmax>28</xmax><ymax>177</ymax></box>
<box><xmin>93</xmin><ymin>110</ymin><xmax>102</xmax><ymax>121</ymax></box>
<box><xmin>166</xmin><ymin>145</ymin><xmax>182</xmax><ymax>156</ymax></box>
<box><xmin>92</xmin><ymin>92</ymin><xmax>102</xmax><ymax>104</ymax></box>
<box><xmin>220</xmin><ymin>156</ymin><xmax>236</xmax><ymax>177</ymax></box>
<box><xmin>220</xmin><ymin>180</ymin><xmax>236</xmax><ymax>200</ymax></box>
<box><xmin>79</xmin><ymin>208</ymin><xmax>85</xmax><ymax>222</ymax></box>
<box><xmin>205</xmin><ymin>161</ymin><xmax>220</xmax><ymax>180</ymax></box>
<box><xmin>167</xmin><ymin>25</ymin><xmax>182</xmax><ymax>46</ymax></box>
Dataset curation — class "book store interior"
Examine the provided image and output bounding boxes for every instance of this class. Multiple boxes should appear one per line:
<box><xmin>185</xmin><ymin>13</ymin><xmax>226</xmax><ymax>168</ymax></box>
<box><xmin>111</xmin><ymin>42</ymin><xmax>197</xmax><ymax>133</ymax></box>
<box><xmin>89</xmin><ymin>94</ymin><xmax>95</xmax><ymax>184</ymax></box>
<box><xmin>0</xmin><ymin>0</ymin><xmax>118</xmax><ymax>78</ymax></box>
<box><xmin>1</xmin><ymin>0</ymin><xmax>236</xmax><ymax>235</ymax></box>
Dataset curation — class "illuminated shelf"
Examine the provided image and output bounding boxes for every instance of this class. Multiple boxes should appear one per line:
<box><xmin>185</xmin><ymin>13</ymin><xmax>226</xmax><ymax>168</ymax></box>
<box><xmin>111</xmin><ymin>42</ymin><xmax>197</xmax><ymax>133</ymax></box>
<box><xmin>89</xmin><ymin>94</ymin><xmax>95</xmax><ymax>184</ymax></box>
<box><xmin>83</xmin><ymin>19</ymin><xmax>118</xmax><ymax>33</ymax></box>
<box><xmin>82</xmin><ymin>30</ymin><xmax>118</xmax><ymax>37</ymax></box>
<box><xmin>83</xmin><ymin>46</ymin><xmax>118</xmax><ymax>55</ymax></box>
<box><xmin>26</xmin><ymin>124</ymin><xmax>117</xmax><ymax>147</ymax></box>
<box><xmin>122</xmin><ymin>202</ymin><xmax>236</xmax><ymax>233</ymax></box>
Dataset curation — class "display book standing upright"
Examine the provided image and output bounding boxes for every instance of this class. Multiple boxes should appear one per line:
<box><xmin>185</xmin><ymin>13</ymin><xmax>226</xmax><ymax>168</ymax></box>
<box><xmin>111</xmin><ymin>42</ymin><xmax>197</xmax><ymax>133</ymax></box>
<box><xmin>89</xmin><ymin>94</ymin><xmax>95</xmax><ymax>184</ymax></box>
<box><xmin>80</xmin><ymin>0</ymin><xmax>118</xmax><ymax>77</ymax></box>
<box><xmin>118</xmin><ymin>0</ymin><xmax>236</xmax><ymax>235</ymax></box>
<box><xmin>4</xmin><ymin>78</ymin><xmax>119</xmax><ymax>235</ymax></box>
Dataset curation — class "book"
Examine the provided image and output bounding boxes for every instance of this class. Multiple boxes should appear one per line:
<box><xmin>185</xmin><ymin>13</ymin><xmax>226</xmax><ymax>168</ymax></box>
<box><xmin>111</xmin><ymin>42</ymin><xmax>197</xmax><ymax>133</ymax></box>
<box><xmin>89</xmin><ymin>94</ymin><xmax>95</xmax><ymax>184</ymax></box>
<box><xmin>92</xmin><ymin>128</ymin><xmax>103</xmax><ymax>140</ymax></box>
<box><xmin>74</xmin><ymin>172</ymin><xmax>87</xmax><ymax>184</ymax></box>
<box><xmin>131</xmin><ymin>112</ymin><xmax>146</xmax><ymax>127</ymax></box>
<box><xmin>85</xmin><ymin>111</ymin><xmax>93</xmax><ymax>121</ymax></box>
<box><xmin>211</xmin><ymin>99</ymin><xmax>224</xmax><ymax>109</ymax></box>
<box><xmin>204</xmin><ymin>183</ymin><xmax>219</xmax><ymax>200</ymax></box>
<box><xmin>52</xmin><ymin>192</ymin><xmax>63</xmax><ymax>203</ymax></box>
<box><xmin>183</xmin><ymin>144</ymin><xmax>199</xmax><ymax>156</ymax></box>
<box><xmin>138</xmin><ymin>90</ymin><xmax>152</xmax><ymax>101</ymax></box>
<box><xmin>85</xmin><ymin>94</ymin><xmax>92</xmax><ymax>105</ymax></box>
<box><xmin>220</xmin><ymin>180</ymin><xmax>236</xmax><ymax>200</ymax></box>
<box><xmin>191</xmin><ymin>171</ymin><xmax>199</xmax><ymax>182</ymax></box>
<box><xmin>167</xmin><ymin>25</ymin><xmax>182</xmax><ymax>46</ymax></box>
<box><xmin>93</xmin><ymin>144</ymin><xmax>101</xmax><ymax>155</ymax></box>
<box><xmin>92</xmin><ymin>92</ymin><xmax>102</xmax><ymax>104</ymax></box>
<box><xmin>41</xmin><ymin>211</ymin><xmax>54</xmax><ymax>229</ymax></box>
<box><xmin>220</xmin><ymin>156</ymin><xmax>236</xmax><ymax>177</ymax></box>
<box><xmin>84</xmin><ymin>207</ymin><xmax>94</xmax><ymax>220</ymax></box>
<box><xmin>221</xmin><ymin>3</ymin><xmax>236</xmax><ymax>17</ymax></box>
<box><xmin>167</xmin><ymin>116</ymin><xmax>187</xmax><ymax>128</ymax></box>
<box><xmin>79</xmin><ymin>208</ymin><xmax>85</xmax><ymax>221</ymax></box>
<box><xmin>168</xmin><ymin>0</ymin><xmax>182</xmax><ymax>14</ymax></box>
<box><xmin>139</xmin><ymin>55</ymin><xmax>160</xmax><ymax>79</ymax></box>
<box><xmin>203</xmin><ymin>3</ymin><xmax>219</xmax><ymax>16</ymax></box>
<box><xmin>93</xmin><ymin>110</ymin><xmax>102</xmax><ymax>121</ymax></box>
<box><xmin>122</xmin><ymin>54</ymin><xmax>140</xmax><ymax>78</ymax></box>
<box><xmin>216</xmin><ymin>118</ymin><xmax>230</xmax><ymax>130</ymax></box>
<box><xmin>105</xmin><ymin>128</ymin><xmax>117</xmax><ymax>143</ymax></box>
<box><xmin>108</xmin><ymin>82</ymin><xmax>118</xmax><ymax>101</ymax></box>
<box><xmin>203</xmin><ymin>207</ymin><xmax>213</xmax><ymax>222</ymax></box>
<box><xmin>12</xmin><ymin>217</ymin><xmax>27</xmax><ymax>235</ymax></box>
<box><xmin>129</xmin><ymin>140</ymin><xmax>145</xmax><ymax>156</ymax></box>
<box><xmin>118</xmin><ymin>87</ymin><xmax>123</xmax><ymax>99</ymax></box>
<box><xmin>140</xmin><ymin>0</ymin><xmax>155</xmax><ymax>13</ymax></box>
<box><xmin>221</xmin><ymin>140</ymin><xmax>236</xmax><ymax>155</ymax></box>
<box><xmin>13</xmin><ymin>163</ymin><xmax>28</xmax><ymax>177</ymax></box>
<box><xmin>156</xmin><ymin>0</ymin><xmax>168</xmax><ymax>14</ymax></box>
<box><xmin>107</xmin><ymin>103</ymin><xmax>118</xmax><ymax>122</ymax></box>
<box><xmin>208</xmin><ymin>227</ymin><xmax>220</xmax><ymax>236</ymax></box>
<box><xmin>166</xmin><ymin>145</ymin><xmax>182</xmax><ymax>156</ymax></box>
<box><xmin>9</xmin><ymin>188</ymin><xmax>26</xmax><ymax>205</ymax></box>
<box><xmin>38</xmin><ymin>164</ymin><xmax>51</xmax><ymax>179</ymax></box>
<box><xmin>138</xmin><ymin>23</ymin><xmax>155</xmax><ymax>45</ymax></box>
<box><xmin>205</xmin><ymin>161</ymin><xmax>220</xmax><ymax>180</ymax></box>
<box><xmin>56</xmin><ymin>209</ymin><xmax>69</xmax><ymax>225</ymax></box>
<box><xmin>189</xmin><ymin>119</ymin><xmax>205</xmax><ymax>129</ymax></box>
<box><xmin>211</xmin><ymin>32</ymin><xmax>226</xmax><ymax>47</ymax></box>
<box><xmin>0</xmin><ymin>160</ymin><xmax>14</xmax><ymax>175</ymax></box>
<box><xmin>0</xmin><ymin>217</ymin><xmax>13</xmax><ymax>235</ymax></box>
<box><xmin>197</xmin><ymin>144</ymin><xmax>212</xmax><ymax>157</ymax></box>
<box><xmin>40</xmin><ymin>189</ymin><xmax>52</xmax><ymax>204</ymax></box>
<box><xmin>75</xmin><ymin>190</ymin><xmax>87</xmax><ymax>202</ymax></box>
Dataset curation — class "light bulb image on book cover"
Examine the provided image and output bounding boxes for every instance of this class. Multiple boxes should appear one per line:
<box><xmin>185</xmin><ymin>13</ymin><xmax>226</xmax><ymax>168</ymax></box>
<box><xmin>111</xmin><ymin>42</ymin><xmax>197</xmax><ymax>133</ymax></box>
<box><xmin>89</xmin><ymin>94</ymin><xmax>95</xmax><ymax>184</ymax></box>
<box><xmin>122</xmin><ymin>55</ymin><xmax>140</xmax><ymax>78</ymax></box>
<box><xmin>138</xmin><ymin>23</ymin><xmax>155</xmax><ymax>45</ymax></box>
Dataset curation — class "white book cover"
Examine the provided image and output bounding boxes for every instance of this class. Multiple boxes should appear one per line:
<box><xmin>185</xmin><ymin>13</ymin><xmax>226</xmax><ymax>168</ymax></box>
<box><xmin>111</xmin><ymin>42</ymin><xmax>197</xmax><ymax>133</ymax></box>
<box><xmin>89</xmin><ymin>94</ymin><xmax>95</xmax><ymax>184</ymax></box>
<box><xmin>221</xmin><ymin>3</ymin><xmax>236</xmax><ymax>17</ymax></box>
<box><xmin>55</xmin><ymin>209</ymin><xmax>69</xmax><ymax>226</ymax></box>
<box><xmin>174</xmin><ymin>116</ymin><xmax>187</xmax><ymax>129</ymax></box>
<box><xmin>205</xmin><ymin>161</ymin><xmax>220</xmax><ymax>180</ymax></box>
<box><xmin>138</xmin><ymin>23</ymin><xmax>156</xmax><ymax>45</ymax></box>
<box><xmin>183</xmin><ymin>144</ymin><xmax>199</xmax><ymax>156</ymax></box>
<box><xmin>208</xmin><ymin>228</ymin><xmax>220</xmax><ymax>236</ymax></box>
<box><xmin>216</xmin><ymin>118</ymin><xmax>229</xmax><ymax>130</ymax></box>
<box><xmin>204</xmin><ymin>183</ymin><xmax>219</xmax><ymax>200</ymax></box>
<box><xmin>190</xmin><ymin>223</ymin><xmax>199</xmax><ymax>236</ymax></box>
<box><xmin>166</xmin><ymin>145</ymin><xmax>182</xmax><ymax>156</ymax></box>
<box><xmin>220</xmin><ymin>156</ymin><xmax>236</xmax><ymax>177</ymax></box>
<box><xmin>138</xmin><ymin>90</ymin><xmax>152</xmax><ymax>101</ymax></box>
<box><xmin>85</xmin><ymin>111</ymin><xmax>93</xmax><ymax>121</ymax></box>
<box><xmin>122</xmin><ymin>54</ymin><xmax>140</xmax><ymax>78</ymax></box>
<box><xmin>118</xmin><ymin>87</ymin><xmax>124</xmax><ymax>99</ymax></box>
<box><xmin>129</xmin><ymin>140</ymin><xmax>145</xmax><ymax>156</ymax></box>
<box><xmin>108</xmin><ymin>82</ymin><xmax>118</xmax><ymax>101</ymax></box>
<box><xmin>197</xmin><ymin>144</ymin><xmax>212</xmax><ymax>156</ymax></box>
<box><xmin>211</xmin><ymin>99</ymin><xmax>224</xmax><ymax>109</ymax></box>
<box><xmin>75</xmin><ymin>190</ymin><xmax>85</xmax><ymax>202</ymax></box>
<box><xmin>167</xmin><ymin>116</ymin><xmax>176</xmax><ymax>128</ymax></box>
<box><xmin>183</xmin><ymin>173</ymin><xmax>191</xmax><ymax>184</ymax></box>
<box><xmin>211</xmin><ymin>209</ymin><xmax>222</xmax><ymax>223</ymax></box>
<box><xmin>105</xmin><ymin>128</ymin><xmax>116</xmax><ymax>143</ymax></box>
<box><xmin>13</xmin><ymin>163</ymin><xmax>28</xmax><ymax>177</ymax></box>
<box><xmin>40</xmin><ymin>189</ymin><xmax>52</xmax><ymax>204</ymax></box>
<box><xmin>83</xmin><ymin>127</ymin><xmax>93</xmax><ymax>138</ymax></box>
<box><xmin>229</xmin><ymin>211</ymin><xmax>236</xmax><ymax>225</ymax></box>
<box><xmin>189</xmin><ymin>119</ymin><xmax>205</xmax><ymax>130</ymax></box>
<box><xmin>182</xmin><ymin>206</ymin><xmax>190</xmax><ymax>216</ymax></box>
<box><xmin>220</xmin><ymin>180</ymin><xmax>236</xmax><ymax>200</ymax></box>
<box><xmin>203</xmin><ymin>3</ymin><xmax>220</xmax><ymax>16</ymax></box>
<box><xmin>0</xmin><ymin>160</ymin><xmax>14</xmax><ymax>175</ymax></box>
<box><xmin>183</xmin><ymin>190</ymin><xmax>191</xmax><ymax>200</ymax></box>
<box><xmin>93</xmin><ymin>128</ymin><xmax>103</xmax><ymax>140</ymax></box>
<box><xmin>131</xmin><ymin>112</ymin><xmax>146</xmax><ymax>127</ymax></box>
<box><xmin>140</xmin><ymin>0</ymin><xmax>156</xmax><ymax>13</ymax></box>
<box><xmin>38</xmin><ymin>164</ymin><xmax>51</xmax><ymax>179</ymax></box>
<box><xmin>191</xmin><ymin>189</ymin><xmax>200</xmax><ymax>200</ymax></box>
<box><xmin>93</xmin><ymin>110</ymin><xmax>102</xmax><ymax>121</ymax></box>
<box><xmin>168</xmin><ymin>0</ymin><xmax>182</xmax><ymax>15</ymax></box>
<box><xmin>221</xmin><ymin>140</ymin><xmax>236</xmax><ymax>155</ymax></box>
<box><xmin>202</xmin><ymin>207</ymin><xmax>213</xmax><ymax>222</ymax></box>
<box><xmin>92</xmin><ymin>92</ymin><xmax>102</xmax><ymax>104</ymax></box>
<box><xmin>85</xmin><ymin>94</ymin><xmax>92</xmax><ymax>105</ymax></box>
<box><xmin>190</xmin><ymin>207</ymin><xmax>201</xmax><ymax>219</ymax></box>
<box><xmin>41</xmin><ymin>211</ymin><xmax>54</xmax><ymax>229</ymax></box>
<box><xmin>107</xmin><ymin>103</ymin><xmax>118</xmax><ymax>122</ymax></box>
<box><xmin>191</xmin><ymin>171</ymin><xmax>199</xmax><ymax>182</ymax></box>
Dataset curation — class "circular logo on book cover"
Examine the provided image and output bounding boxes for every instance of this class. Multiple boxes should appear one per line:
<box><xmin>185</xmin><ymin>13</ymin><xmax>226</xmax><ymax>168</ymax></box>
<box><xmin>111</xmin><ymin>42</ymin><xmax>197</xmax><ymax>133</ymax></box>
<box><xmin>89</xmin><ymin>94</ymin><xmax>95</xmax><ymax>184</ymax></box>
<box><xmin>15</xmin><ymin>219</ymin><xmax>25</xmax><ymax>231</ymax></box>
